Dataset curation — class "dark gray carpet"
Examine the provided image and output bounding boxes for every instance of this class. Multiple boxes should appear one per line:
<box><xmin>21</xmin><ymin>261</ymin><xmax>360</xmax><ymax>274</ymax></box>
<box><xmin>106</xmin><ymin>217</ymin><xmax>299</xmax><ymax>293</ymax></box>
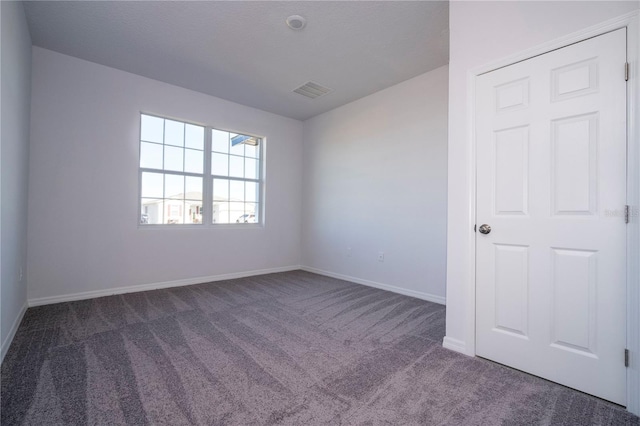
<box><xmin>1</xmin><ymin>270</ymin><xmax>638</xmax><ymax>425</ymax></box>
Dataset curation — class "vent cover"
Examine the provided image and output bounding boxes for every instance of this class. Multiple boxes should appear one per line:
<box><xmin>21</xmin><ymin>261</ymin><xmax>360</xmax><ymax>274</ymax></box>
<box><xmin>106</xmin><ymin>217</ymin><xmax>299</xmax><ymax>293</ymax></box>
<box><xmin>293</xmin><ymin>81</ymin><xmax>332</xmax><ymax>99</ymax></box>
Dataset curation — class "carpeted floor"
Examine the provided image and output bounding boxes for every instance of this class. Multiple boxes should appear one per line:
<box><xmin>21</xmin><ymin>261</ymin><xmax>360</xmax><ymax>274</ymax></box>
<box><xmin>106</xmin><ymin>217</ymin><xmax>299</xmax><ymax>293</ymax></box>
<box><xmin>1</xmin><ymin>270</ymin><xmax>638</xmax><ymax>425</ymax></box>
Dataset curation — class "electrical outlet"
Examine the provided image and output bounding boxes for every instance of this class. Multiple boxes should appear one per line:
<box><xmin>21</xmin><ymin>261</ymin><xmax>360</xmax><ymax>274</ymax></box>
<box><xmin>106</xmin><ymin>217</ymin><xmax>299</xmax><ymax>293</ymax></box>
<box><xmin>19</xmin><ymin>266</ymin><xmax>23</xmax><ymax>281</ymax></box>
<box><xmin>378</xmin><ymin>252</ymin><xmax>384</xmax><ymax>262</ymax></box>
<box><xmin>347</xmin><ymin>247</ymin><xmax>352</xmax><ymax>257</ymax></box>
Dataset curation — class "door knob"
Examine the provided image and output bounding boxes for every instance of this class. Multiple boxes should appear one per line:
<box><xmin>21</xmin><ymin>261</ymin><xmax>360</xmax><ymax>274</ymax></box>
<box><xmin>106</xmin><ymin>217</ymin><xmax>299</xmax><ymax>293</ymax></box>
<box><xmin>479</xmin><ymin>224</ymin><xmax>492</xmax><ymax>234</ymax></box>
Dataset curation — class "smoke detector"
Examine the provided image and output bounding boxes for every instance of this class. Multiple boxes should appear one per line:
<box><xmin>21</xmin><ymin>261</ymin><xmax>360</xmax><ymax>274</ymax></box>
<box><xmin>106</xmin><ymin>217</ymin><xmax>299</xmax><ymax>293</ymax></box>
<box><xmin>286</xmin><ymin>15</ymin><xmax>306</xmax><ymax>30</ymax></box>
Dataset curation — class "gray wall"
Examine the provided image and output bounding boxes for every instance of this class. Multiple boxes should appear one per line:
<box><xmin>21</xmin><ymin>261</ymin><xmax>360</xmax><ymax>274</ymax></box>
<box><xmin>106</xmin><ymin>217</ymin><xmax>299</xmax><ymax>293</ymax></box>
<box><xmin>27</xmin><ymin>48</ymin><xmax>303</xmax><ymax>303</ymax></box>
<box><xmin>1</xmin><ymin>1</ymin><xmax>32</xmax><ymax>360</ymax></box>
<box><xmin>301</xmin><ymin>66</ymin><xmax>448</xmax><ymax>303</ymax></box>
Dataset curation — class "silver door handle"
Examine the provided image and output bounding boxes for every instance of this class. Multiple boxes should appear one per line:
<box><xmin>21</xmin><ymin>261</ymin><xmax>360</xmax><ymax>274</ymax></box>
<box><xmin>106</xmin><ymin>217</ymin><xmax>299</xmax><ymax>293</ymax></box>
<box><xmin>479</xmin><ymin>224</ymin><xmax>491</xmax><ymax>234</ymax></box>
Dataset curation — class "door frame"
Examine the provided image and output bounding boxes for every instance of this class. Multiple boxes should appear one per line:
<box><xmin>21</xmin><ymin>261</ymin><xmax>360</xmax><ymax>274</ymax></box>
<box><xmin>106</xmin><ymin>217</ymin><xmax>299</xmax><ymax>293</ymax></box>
<box><xmin>466</xmin><ymin>11</ymin><xmax>640</xmax><ymax>414</ymax></box>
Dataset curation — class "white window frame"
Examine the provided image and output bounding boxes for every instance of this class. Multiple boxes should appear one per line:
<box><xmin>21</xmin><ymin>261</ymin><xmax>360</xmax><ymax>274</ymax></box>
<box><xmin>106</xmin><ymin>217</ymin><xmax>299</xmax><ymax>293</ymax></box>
<box><xmin>138</xmin><ymin>112</ymin><xmax>264</xmax><ymax>228</ymax></box>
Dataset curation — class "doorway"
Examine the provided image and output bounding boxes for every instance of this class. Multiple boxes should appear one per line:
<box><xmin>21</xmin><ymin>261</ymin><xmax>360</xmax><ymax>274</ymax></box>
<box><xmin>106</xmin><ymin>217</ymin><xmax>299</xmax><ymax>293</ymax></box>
<box><xmin>475</xmin><ymin>29</ymin><xmax>627</xmax><ymax>404</ymax></box>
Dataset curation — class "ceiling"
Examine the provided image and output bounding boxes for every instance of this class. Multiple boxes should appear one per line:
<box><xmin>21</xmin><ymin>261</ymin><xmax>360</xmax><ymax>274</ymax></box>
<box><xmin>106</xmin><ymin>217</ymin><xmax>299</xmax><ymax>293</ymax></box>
<box><xmin>23</xmin><ymin>1</ymin><xmax>449</xmax><ymax>121</ymax></box>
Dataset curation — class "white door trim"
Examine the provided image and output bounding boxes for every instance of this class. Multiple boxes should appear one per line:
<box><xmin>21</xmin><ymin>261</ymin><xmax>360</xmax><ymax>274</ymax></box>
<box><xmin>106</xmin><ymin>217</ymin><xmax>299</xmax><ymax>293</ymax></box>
<box><xmin>463</xmin><ymin>10</ymin><xmax>640</xmax><ymax>415</ymax></box>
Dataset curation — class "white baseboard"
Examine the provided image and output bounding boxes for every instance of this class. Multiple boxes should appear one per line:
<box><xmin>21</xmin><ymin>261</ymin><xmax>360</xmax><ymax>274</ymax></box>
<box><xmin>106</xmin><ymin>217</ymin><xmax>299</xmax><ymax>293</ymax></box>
<box><xmin>300</xmin><ymin>266</ymin><xmax>446</xmax><ymax>305</ymax></box>
<box><xmin>442</xmin><ymin>336</ymin><xmax>470</xmax><ymax>355</ymax></box>
<box><xmin>1</xmin><ymin>302</ymin><xmax>28</xmax><ymax>363</ymax></box>
<box><xmin>28</xmin><ymin>265</ymin><xmax>301</xmax><ymax>307</ymax></box>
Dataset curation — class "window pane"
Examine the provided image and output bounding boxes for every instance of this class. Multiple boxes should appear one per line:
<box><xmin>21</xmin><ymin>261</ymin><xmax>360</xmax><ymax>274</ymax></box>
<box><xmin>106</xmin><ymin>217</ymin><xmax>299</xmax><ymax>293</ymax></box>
<box><xmin>185</xmin><ymin>124</ymin><xmax>204</xmax><ymax>150</ymax></box>
<box><xmin>141</xmin><ymin>115</ymin><xmax>164</xmax><ymax>143</ymax></box>
<box><xmin>185</xmin><ymin>201</ymin><xmax>202</xmax><ymax>224</ymax></box>
<box><xmin>213</xmin><ymin>178</ymin><xmax>229</xmax><ymax>201</ymax></box>
<box><xmin>141</xmin><ymin>172</ymin><xmax>163</xmax><ymax>198</ymax></box>
<box><xmin>185</xmin><ymin>176</ymin><xmax>202</xmax><ymax>200</ymax></box>
<box><xmin>164</xmin><ymin>120</ymin><xmax>184</xmax><ymax>147</ymax></box>
<box><xmin>230</xmin><ymin>202</ymin><xmax>245</xmax><ymax>223</ymax></box>
<box><xmin>213</xmin><ymin>202</ymin><xmax>230</xmax><ymax>223</ymax></box>
<box><xmin>165</xmin><ymin>201</ymin><xmax>184</xmax><ymax>224</ymax></box>
<box><xmin>211</xmin><ymin>129</ymin><xmax>229</xmax><ymax>153</ymax></box>
<box><xmin>229</xmin><ymin>156</ymin><xmax>243</xmax><ymax>178</ymax></box>
<box><xmin>212</xmin><ymin>153</ymin><xmax>229</xmax><ymax>176</ymax></box>
<box><xmin>245</xmin><ymin>182</ymin><xmax>258</xmax><ymax>203</ymax></box>
<box><xmin>165</xmin><ymin>174</ymin><xmax>184</xmax><ymax>199</ymax></box>
<box><xmin>164</xmin><ymin>146</ymin><xmax>184</xmax><ymax>172</ymax></box>
<box><xmin>229</xmin><ymin>134</ymin><xmax>245</xmax><ymax>156</ymax></box>
<box><xmin>245</xmin><ymin>142</ymin><xmax>260</xmax><ymax>159</ymax></box>
<box><xmin>140</xmin><ymin>142</ymin><xmax>163</xmax><ymax>169</ymax></box>
<box><xmin>141</xmin><ymin>199</ymin><xmax>163</xmax><ymax>224</ymax></box>
<box><xmin>245</xmin><ymin>158</ymin><xmax>258</xmax><ymax>180</ymax></box>
<box><xmin>245</xmin><ymin>203</ymin><xmax>258</xmax><ymax>223</ymax></box>
<box><xmin>185</xmin><ymin>149</ymin><xmax>203</xmax><ymax>174</ymax></box>
<box><xmin>230</xmin><ymin>180</ymin><xmax>244</xmax><ymax>201</ymax></box>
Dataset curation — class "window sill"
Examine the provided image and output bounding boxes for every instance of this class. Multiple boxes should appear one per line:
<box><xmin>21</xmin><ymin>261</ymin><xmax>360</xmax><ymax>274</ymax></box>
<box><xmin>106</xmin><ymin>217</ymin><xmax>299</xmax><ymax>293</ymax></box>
<box><xmin>137</xmin><ymin>223</ymin><xmax>264</xmax><ymax>230</ymax></box>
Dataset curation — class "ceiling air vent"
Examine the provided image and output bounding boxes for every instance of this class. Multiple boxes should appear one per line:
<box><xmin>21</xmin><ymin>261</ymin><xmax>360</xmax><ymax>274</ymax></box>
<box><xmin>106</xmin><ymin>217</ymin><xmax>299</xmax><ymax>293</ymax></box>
<box><xmin>293</xmin><ymin>81</ymin><xmax>332</xmax><ymax>99</ymax></box>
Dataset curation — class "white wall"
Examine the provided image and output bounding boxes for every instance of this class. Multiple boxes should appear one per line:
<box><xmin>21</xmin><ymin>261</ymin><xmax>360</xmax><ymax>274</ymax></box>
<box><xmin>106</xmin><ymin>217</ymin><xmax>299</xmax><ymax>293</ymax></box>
<box><xmin>301</xmin><ymin>66</ymin><xmax>448</xmax><ymax>303</ymax></box>
<box><xmin>27</xmin><ymin>47</ymin><xmax>303</xmax><ymax>302</ymax></box>
<box><xmin>445</xmin><ymin>1</ymin><xmax>640</xmax><ymax>354</ymax></box>
<box><xmin>1</xmin><ymin>1</ymin><xmax>32</xmax><ymax>360</ymax></box>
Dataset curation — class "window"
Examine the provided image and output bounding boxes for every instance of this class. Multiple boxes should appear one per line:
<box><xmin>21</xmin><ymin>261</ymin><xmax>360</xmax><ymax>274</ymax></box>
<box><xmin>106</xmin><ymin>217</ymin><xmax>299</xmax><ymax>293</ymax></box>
<box><xmin>139</xmin><ymin>113</ymin><xmax>262</xmax><ymax>226</ymax></box>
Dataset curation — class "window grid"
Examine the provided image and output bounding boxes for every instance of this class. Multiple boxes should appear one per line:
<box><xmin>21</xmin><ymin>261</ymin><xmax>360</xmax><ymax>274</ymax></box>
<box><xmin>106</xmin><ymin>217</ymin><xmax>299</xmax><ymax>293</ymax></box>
<box><xmin>139</xmin><ymin>113</ymin><xmax>262</xmax><ymax>227</ymax></box>
<box><xmin>210</xmin><ymin>130</ymin><xmax>261</xmax><ymax>224</ymax></box>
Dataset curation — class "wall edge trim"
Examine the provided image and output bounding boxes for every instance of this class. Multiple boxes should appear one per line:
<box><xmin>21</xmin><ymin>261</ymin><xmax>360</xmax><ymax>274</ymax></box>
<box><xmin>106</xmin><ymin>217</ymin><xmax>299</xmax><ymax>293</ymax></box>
<box><xmin>27</xmin><ymin>265</ymin><xmax>301</xmax><ymax>307</ymax></box>
<box><xmin>300</xmin><ymin>266</ymin><xmax>446</xmax><ymax>305</ymax></box>
<box><xmin>1</xmin><ymin>302</ymin><xmax>28</xmax><ymax>363</ymax></box>
<box><xmin>442</xmin><ymin>336</ymin><xmax>470</xmax><ymax>355</ymax></box>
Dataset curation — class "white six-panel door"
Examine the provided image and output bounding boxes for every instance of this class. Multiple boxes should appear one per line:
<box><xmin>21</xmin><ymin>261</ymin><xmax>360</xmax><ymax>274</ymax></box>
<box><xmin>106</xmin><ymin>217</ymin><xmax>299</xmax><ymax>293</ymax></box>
<box><xmin>476</xmin><ymin>28</ymin><xmax>627</xmax><ymax>405</ymax></box>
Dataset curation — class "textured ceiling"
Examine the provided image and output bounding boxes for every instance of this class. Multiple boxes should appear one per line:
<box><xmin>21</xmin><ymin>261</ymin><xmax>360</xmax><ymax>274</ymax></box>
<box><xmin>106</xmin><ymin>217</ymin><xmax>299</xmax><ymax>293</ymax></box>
<box><xmin>23</xmin><ymin>1</ymin><xmax>449</xmax><ymax>121</ymax></box>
